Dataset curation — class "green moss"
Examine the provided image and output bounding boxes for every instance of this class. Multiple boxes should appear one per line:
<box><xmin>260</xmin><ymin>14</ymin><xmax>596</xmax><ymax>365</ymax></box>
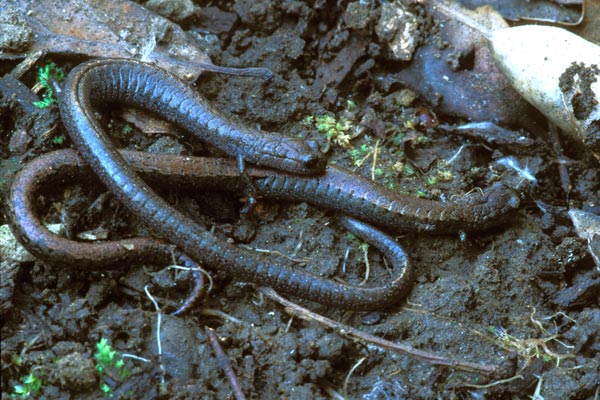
<box><xmin>121</xmin><ymin>124</ymin><xmax>133</xmax><ymax>135</ymax></box>
<box><xmin>402</xmin><ymin>163</ymin><xmax>415</xmax><ymax>177</ymax></box>
<box><xmin>32</xmin><ymin>62</ymin><xmax>65</xmax><ymax>109</ymax></box>
<box><xmin>314</xmin><ymin>115</ymin><xmax>354</xmax><ymax>147</ymax></box>
<box><xmin>11</xmin><ymin>373</ymin><xmax>42</xmax><ymax>398</ymax></box>
<box><xmin>94</xmin><ymin>338</ymin><xmax>130</xmax><ymax>396</ymax></box>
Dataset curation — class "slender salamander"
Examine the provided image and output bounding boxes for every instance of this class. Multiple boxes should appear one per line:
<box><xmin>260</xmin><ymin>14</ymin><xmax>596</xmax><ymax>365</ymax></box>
<box><xmin>7</xmin><ymin>58</ymin><xmax>520</xmax><ymax>310</ymax></box>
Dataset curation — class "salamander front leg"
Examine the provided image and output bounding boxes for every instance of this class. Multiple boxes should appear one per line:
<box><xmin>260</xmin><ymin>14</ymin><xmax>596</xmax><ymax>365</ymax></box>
<box><xmin>237</xmin><ymin>154</ymin><xmax>258</xmax><ymax>216</ymax></box>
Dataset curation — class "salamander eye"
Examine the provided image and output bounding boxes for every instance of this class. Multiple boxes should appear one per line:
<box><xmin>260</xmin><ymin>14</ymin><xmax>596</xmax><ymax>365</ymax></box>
<box><xmin>300</xmin><ymin>140</ymin><xmax>326</xmax><ymax>171</ymax></box>
<box><xmin>305</xmin><ymin>140</ymin><xmax>322</xmax><ymax>154</ymax></box>
<box><xmin>303</xmin><ymin>156</ymin><xmax>320</xmax><ymax>169</ymax></box>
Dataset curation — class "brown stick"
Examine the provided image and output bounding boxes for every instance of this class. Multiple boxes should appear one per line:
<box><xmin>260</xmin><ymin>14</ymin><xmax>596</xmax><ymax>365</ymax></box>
<box><xmin>260</xmin><ymin>288</ymin><xmax>499</xmax><ymax>376</ymax></box>
<box><xmin>205</xmin><ymin>327</ymin><xmax>246</xmax><ymax>400</ymax></box>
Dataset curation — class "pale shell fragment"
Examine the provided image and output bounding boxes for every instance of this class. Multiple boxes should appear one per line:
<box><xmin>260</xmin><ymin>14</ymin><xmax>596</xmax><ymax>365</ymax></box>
<box><xmin>488</xmin><ymin>26</ymin><xmax>600</xmax><ymax>152</ymax></box>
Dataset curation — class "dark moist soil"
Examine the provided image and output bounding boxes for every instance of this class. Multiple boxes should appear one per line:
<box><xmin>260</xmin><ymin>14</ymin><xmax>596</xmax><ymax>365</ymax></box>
<box><xmin>1</xmin><ymin>1</ymin><xmax>599</xmax><ymax>399</ymax></box>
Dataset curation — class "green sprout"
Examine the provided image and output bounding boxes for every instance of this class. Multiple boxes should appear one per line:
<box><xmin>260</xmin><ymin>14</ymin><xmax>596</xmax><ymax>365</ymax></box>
<box><xmin>403</xmin><ymin>117</ymin><xmax>418</xmax><ymax>130</ymax></box>
<box><xmin>303</xmin><ymin>99</ymin><xmax>360</xmax><ymax>148</ymax></box>
<box><xmin>95</xmin><ymin>338</ymin><xmax>129</xmax><ymax>378</ymax></box>
<box><xmin>121</xmin><ymin>124</ymin><xmax>133</xmax><ymax>135</ymax></box>
<box><xmin>95</xmin><ymin>338</ymin><xmax>116</xmax><ymax>374</ymax></box>
<box><xmin>349</xmin><ymin>143</ymin><xmax>371</xmax><ymax>167</ymax></box>
<box><xmin>100</xmin><ymin>383</ymin><xmax>112</xmax><ymax>395</ymax></box>
<box><xmin>402</xmin><ymin>163</ymin><xmax>415</xmax><ymax>177</ymax></box>
<box><xmin>391</xmin><ymin>132</ymin><xmax>405</xmax><ymax>147</ymax></box>
<box><xmin>313</xmin><ymin>115</ymin><xmax>354</xmax><ymax>148</ymax></box>
<box><xmin>51</xmin><ymin>135</ymin><xmax>64</xmax><ymax>145</ymax></box>
<box><xmin>301</xmin><ymin>115</ymin><xmax>314</xmax><ymax>126</ymax></box>
<box><xmin>436</xmin><ymin>169</ymin><xmax>454</xmax><ymax>182</ymax></box>
<box><xmin>32</xmin><ymin>62</ymin><xmax>65</xmax><ymax>109</ymax></box>
<box><xmin>11</xmin><ymin>373</ymin><xmax>42</xmax><ymax>398</ymax></box>
<box><xmin>94</xmin><ymin>338</ymin><xmax>130</xmax><ymax>396</ymax></box>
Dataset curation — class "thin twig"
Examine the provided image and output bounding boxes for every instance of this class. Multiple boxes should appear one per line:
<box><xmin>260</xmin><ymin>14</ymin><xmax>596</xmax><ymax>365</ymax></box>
<box><xmin>194</xmin><ymin>63</ymin><xmax>274</xmax><ymax>80</ymax></box>
<box><xmin>344</xmin><ymin>357</ymin><xmax>367</xmax><ymax>398</ymax></box>
<box><xmin>239</xmin><ymin>244</ymin><xmax>312</xmax><ymax>264</ymax></box>
<box><xmin>121</xmin><ymin>354</ymin><xmax>152</xmax><ymax>363</ymax></box>
<box><xmin>530</xmin><ymin>375</ymin><xmax>545</xmax><ymax>400</ymax></box>
<box><xmin>428</xmin><ymin>0</ymin><xmax>493</xmax><ymax>38</ymax></box>
<box><xmin>359</xmin><ymin>243</ymin><xmax>370</xmax><ymax>286</ymax></box>
<box><xmin>206</xmin><ymin>327</ymin><xmax>246</xmax><ymax>400</ymax></box>
<box><xmin>9</xmin><ymin>50</ymin><xmax>44</xmax><ymax>79</ymax></box>
<box><xmin>319</xmin><ymin>380</ymin><xmax>345</xmax><ymax>400</ymax></box>
<box><xmin>199</xmin><ymin>309</ymin><xmax>245</xmax><ymax>325</ymax></box>
<box><xmin>260</xmin><ymin>288</ymin><xmax>499</xmax><ymax>376</ymax></box>
<box><xmin>144</xmin><ymin>285</ymin><xmax>165</xmax><ymax>388</ymax></box>
<box><xmin>167</xmin><ymin>264</ymin><xmax>214</xmax><ymax>293</ymax></box>
<box><xmin>290</xmin><ymin>229</ymin><xmax>304</xmax><ymax>258</ymax></box>
<box><xmin>462</xmin><ymin>374</ymin><xmax>524</xmax><ymax>389</ymax></box>
<box><xmin>342</xmin><ymin>247</ymin><xmax>351</xmax><ymax>274</ymax></box>
<box><xmin>370</xmin><ymin>139</ymin><xmax>380</xmax><ymax>181</ymax></box>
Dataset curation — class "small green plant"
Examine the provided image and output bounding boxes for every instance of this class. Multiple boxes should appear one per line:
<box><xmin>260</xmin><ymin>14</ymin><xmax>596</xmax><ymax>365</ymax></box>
<box><xmin>32</xmin><ymin>62</ymin><xmax>65</xmax><ymax>109</ymax></box>
<box><xmin>316</xmin><ymin>115</ymin><xmax>353</xmax><ymax>147</ymax></box>
<box><xmin>436</xmin><ymin>169</ymin><xmax>454</xmax><ymax>182</ymax></box>
<box><xmin>391</xmin><ymin>132</ymin><xmax>405</xmax><ymax>147</ymax></box>
<box><xmin>94</xmin><ymin>338</ymin><xmax>130</xmax><ymax>396</ymax></box>
<box><xmin>349</xmin><ymin>143</ymin><xmax>371</xmax><ymax>167</ymax></box>
<box><xmin>303</xmin><ymin>113</ymin><xmax>356</xmax><ymax>148</ymax></box>
<box><xmin>402</xmin><ymin>163</ymin><xmax>415</xmax><ymax>177</ymax></box>
<box><xmin>100</xmin><ymin>383</ymin><xmax>112</xmax><ymax>395</ymax></box>
<box><xmin>121</xmin><ymin>124</ymin><xmax>133</xmax><ymax>135</ymax></box>
<box><xmin>427</xmin><ymin>175</ymin><xmax>438</xmax><ymax>186</ymax></box>
<box><xmin>51</xmin><ymin>135</ymin><xmax>65</xmax><ymax>145</ymax></box>
<box><xmin>95</xmin><ymin>338</ymin><xmax>129</xmax><ymax>378</ymax></box>
<box><xmin>11</xmin><ymin>372</ymin><xmax>42</xmax><ymax>398</ymax></box>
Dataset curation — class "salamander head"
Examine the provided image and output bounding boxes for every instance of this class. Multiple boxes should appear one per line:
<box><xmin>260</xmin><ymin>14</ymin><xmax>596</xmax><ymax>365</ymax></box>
<box><xmin>256</xmin><ymin>137</ymin><xmax>327</xmax><ymax>174</ymax></box>
<box><xmin>297</xmin><ymin>139</ymin><xmax>328</xmax><ymax>172</ymax></box>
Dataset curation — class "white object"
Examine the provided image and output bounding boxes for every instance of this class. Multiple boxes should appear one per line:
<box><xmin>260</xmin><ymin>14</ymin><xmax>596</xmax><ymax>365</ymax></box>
<box><xmin>488</xmin><ymin>25</ymin><xmax>600</xmax><ymax>152</ymax></box>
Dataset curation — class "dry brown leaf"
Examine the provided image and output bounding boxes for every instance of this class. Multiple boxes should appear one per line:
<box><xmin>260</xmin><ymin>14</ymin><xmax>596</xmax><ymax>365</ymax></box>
<box><xmin>1</xmin><ymin>0</ymin><xmax>211</xmax><ymax>80</ymax></box>
<box><xmin>391</xmin><ymin>2</ymin><xmax>529</xmax><ymax>125</ymax></box>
